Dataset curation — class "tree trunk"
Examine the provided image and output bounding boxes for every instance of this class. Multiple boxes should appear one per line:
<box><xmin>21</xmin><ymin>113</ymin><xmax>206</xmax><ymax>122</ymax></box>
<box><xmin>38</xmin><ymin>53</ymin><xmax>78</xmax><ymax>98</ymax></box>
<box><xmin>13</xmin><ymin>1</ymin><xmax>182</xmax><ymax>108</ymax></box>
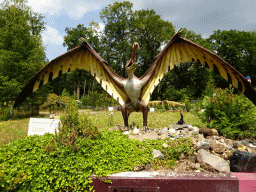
<box><xmin>9</xmin><ymin>101</ymin><xmax>13</xmax><ymax>118</ymax></box>
<box><xmin>77</xmin><ymin>80</ymin><xmax>80</xmax><ymax>100</ymax></box>
<box><xmin>74</xmin><ymin>82</ymin><xmax>77</xmax><ymax>97</ymax></box>
<box><xmin>91</xmin><ymin>78</ymin><xmax>95</xmax><ymax>93</ymax></box>
<box><xmin>83</xmin><ymin>79</ymin><xmax>86</xmax><ymax>96</ymax></box>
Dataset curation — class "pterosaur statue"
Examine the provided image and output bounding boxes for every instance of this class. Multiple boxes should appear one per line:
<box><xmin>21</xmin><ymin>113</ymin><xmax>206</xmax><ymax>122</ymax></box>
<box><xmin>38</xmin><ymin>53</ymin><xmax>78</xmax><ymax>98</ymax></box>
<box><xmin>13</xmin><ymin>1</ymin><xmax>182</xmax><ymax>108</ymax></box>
<box><xmin>14</xmin><ymin>29</ymin><xmax>256</xmax><ymax>129</ymax></box>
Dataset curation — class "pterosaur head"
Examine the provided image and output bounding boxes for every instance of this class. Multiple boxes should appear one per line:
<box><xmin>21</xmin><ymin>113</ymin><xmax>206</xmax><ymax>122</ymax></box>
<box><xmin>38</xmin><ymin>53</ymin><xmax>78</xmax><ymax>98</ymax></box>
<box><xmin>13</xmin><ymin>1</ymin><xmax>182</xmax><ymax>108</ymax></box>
<box><xmin>125</xmin><ymin>42</ymin><xmax>139</xmax><ymax>74</ymax></box>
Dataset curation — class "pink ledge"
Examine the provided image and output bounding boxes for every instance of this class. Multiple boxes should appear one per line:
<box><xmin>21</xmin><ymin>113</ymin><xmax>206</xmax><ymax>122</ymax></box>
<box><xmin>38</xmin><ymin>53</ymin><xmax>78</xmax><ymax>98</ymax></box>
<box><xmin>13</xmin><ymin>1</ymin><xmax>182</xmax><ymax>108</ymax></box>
<box><xmin>90</xmin><ymin>172</ymin><xmax>253</xmax><ymax>192</ymax></box>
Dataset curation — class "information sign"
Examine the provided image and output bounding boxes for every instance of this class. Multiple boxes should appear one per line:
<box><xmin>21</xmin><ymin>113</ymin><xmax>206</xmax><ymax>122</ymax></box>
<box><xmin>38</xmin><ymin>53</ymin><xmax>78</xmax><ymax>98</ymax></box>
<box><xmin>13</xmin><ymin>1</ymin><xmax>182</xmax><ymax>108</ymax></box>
<box><xmin>28</xmin><ymin>118</ymin><xmax>60</xmax><ymax>136</ymax></box>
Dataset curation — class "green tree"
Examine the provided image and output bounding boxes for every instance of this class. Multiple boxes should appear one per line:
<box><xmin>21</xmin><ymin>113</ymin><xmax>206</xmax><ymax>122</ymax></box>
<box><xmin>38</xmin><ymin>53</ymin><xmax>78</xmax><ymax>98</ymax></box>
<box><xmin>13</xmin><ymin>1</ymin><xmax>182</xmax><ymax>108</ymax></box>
<box><xmin>100</xmin><ymin>1</ymin><xmax>134</xmax><ymax>77</ymax></box>
<box><xmin>131</xmin><ymin>9</ymin><xmax>175</xmax><ymax>77</ymax></box>
<box><xmin>206</xmin><ymin>29</ymin><xmax>256</xmax><ymax>88</ymax></box>
<box><xmin>0</xmin><ymin>0</ymin><xmax>47</xmax><ymax>115</ymax></box>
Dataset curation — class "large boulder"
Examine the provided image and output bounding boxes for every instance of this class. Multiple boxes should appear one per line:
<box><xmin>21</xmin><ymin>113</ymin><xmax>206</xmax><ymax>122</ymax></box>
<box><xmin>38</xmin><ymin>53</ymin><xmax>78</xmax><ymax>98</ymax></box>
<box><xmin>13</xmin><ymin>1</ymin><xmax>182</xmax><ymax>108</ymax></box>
<box><xmin>197</xmin><ymin>149</ymin><xmax>230</xmax><ymax>172</ymax></box>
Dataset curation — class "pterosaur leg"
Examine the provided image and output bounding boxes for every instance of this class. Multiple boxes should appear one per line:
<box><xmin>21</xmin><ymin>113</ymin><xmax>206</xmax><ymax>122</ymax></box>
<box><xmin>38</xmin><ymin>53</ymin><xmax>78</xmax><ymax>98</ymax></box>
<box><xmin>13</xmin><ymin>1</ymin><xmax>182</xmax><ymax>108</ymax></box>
<box><xmin>139</xmin><ymin>100</ymin><xmax>148</xmax><ymax>128</ymax></box>
<box><xmin>121</xmin><ymin>102</ymin><xmax>133</xmax><ymax>127</ymax></box>
<box><xmin>121</xmin><ymin>104</ymin><xmax>129</xmax><ymax>127</ymax></box>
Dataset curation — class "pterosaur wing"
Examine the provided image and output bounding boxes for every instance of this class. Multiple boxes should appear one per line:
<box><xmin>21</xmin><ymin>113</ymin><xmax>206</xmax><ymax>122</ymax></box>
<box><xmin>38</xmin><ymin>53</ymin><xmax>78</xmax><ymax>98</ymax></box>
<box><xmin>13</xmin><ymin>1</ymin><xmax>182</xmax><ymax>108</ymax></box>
<box><xmin>140</xmin><ymin>32</ymin><xmax>256</xmax><ymax>106</ymax></box>
<box><xmin>14</xmin><ymin>41</ymin><xmax>128</xmax><ymax>108</ymax></box>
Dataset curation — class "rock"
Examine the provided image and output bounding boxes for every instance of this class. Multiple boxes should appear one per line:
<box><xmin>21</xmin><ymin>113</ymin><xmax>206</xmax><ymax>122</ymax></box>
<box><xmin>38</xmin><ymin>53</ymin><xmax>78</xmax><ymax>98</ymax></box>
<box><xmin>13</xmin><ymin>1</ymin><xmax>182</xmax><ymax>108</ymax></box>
<box><xmin>237</xmin><ymin>145</ymin><xmax>247</xmax><ymax>152</ymax></box>
<box><xmin>211</xmin><ymin>142</ymin><xmax>226</xmax><ymax>154</ymax></box>
<box><xmin>189</xmin><ymin>137</ymin><xmax>197</xmax><ymax>145</ymax></box>
<box><xmin>224</xmin><ymin>150</ymin><xmax>233</xmax><ymax>159</ymax></box>
<box><xmin>233</xmin><ymin>141</ymin><xmax>243</xmax><ymax>148</ymax></box>
<box><xmin>49</xmin><ymin>114</ymin><xmax>54</xmax><ymax>119</ymax></box>
<box><xmin>180</xmin><ymin>153</ymin><xmax>186</xmax><ymax>159</ymax></box>
<box><xmin>196</xmin><ymin>141</ymin><xmax>210</xmax><ymax>150</ymax></box>
<box><xmin>199</xmin><ymin>127</ymin><xmax>213</xmax><ymax>137</ymax></box>
<box><xmin>198</xmin><ymin>134</ymin><xmax>204</xmax><ymax>142</ymax></box>
<box><xmin>159</xmin><ymin>134</ymin><xmax>166</xmax><ymax>140</ymax></box>
<box><xmin>224</xmin><ymin>139</ymin><xmax>234</xmax><ymax>150</ymax></box>
<box><xmin>195</xmin><ymin>163</ymin><xmax>200</xmax><ymax>169</ymax></box>
<box><xmin>162</xmin><ymin>143</ymin><xmax>168</xmax><ymax>148</ymax></box>
<box><xmin>241</xmin><ymin>139</ymin><xmax>250</xmax><ymax>146</ymax></box>
<box><xmin>247</xmin><ymin>147</ymin><xmax>256</xmax><ymax>155</ymax></box>
<box><xmin>123</xmin><ymin>131</ymin><xmax>129</xmax><ymax>134</ymax></box>
<box><xmin>168</xmin><ymin>128</ymin><xmax>176</xmax><ymax>135</ymax></box>
<box><xmin>229</xmin><ymin>150</ymin><xmax>256</xmax><ymax>172</ymax></box>
<box><xmin>204</xmin><ymin>139</ymin><xmax>215</xmax><ymax>146</ymax></box>
<box><xmin>197</xmin><ymin>149</ymin><xmax>230</xmax><ymax>172</ymax></box>
<box><xmin>211</xmin><ymin>128</ymin><xmax>219</xmax><ymax>136</ymax></box>
<box><xmin>180</xmin><ymin>129</ymin><xmax>188</xmax><ymax>136</ymax></box>
<box><xmin>109</xmin><ymin>124</ymin><xmax>129</xmax><ymax>132</ymax></box>
<box><xmin>144</xmin><ymin>164</ymin><xmax>153</xmax><ymax>171</ymax></box>
<box><xmin>152</xmin><ymin>149</ymin><xmax>164</xmax><ymax>159</ymax></box>
<box><xmin>205</xmin><ymin>136</ymin><xmax>214</xmax><ymax>140</ymax></box>
<box><xmin>134</xmin><ymin>165</ymin><xmax>144</xmax><ymax>171</ymax></box>
<box><xmin>188</xmin><ymin>155</ymin><xmax>196</xmax><ymax>163</ymax></box>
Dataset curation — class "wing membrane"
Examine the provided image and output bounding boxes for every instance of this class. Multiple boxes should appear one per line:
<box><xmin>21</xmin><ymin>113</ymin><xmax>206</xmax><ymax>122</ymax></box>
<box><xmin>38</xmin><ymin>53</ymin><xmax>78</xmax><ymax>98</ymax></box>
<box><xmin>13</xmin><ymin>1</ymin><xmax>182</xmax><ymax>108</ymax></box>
<box><xmin>14</xmin><ymin>42</ymin><xmax>128</xmax><ymax>108</ymax></box>
<box><xmin>141</xmin><ymin>33</ymin><xmax>256</xmax><ymax>105</ymax></box>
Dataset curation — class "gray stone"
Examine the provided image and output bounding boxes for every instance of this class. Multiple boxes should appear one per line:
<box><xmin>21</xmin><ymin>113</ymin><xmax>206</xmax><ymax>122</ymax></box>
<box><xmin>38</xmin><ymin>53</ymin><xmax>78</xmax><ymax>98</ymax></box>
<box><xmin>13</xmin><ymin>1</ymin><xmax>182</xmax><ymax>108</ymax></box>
<box><xmin>152</xmin><ymin>148</ymin><xmax>164</xmax><ymax>159</ymax></box>
<box><xmin>189</xmin><ymin>137</ymin><xmax>197</xmax><ymax>145</ymax></box>
<box><xmin>199</xmin><ymin>127</ymin><xmax>213</xmax><ymax>137</ymax></box>
<box><xmin>241</xmin><ymin>139</ymin><xmax>250</xmax><ymax>147</ymax></box>
<box><xmin>211</xmin><ymin>142</ymin><xmax>226</xmax><ymax>154</ymax></box>
<box><xmin>197</xmin><ymin>134</ymin><xmax>204</xmax><ymax>142</ymax></box>
<box><xmin>196</xmin><ymin>141</ymin><xmax>210</xmax><ymax>150</ymax></box>
<box><xmin>197</xmin><ymin>149</ymin><xmax>230</xmax><ymax>172</ymax></box>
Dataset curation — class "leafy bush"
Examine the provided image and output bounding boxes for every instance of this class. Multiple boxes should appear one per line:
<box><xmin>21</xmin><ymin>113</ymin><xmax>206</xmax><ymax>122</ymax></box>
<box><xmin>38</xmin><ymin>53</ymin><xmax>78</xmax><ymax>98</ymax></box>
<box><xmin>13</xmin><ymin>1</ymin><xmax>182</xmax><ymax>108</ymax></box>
<box><xmin>81</xmin><ymin>91</ymin><xmax>118</xmax><ymax>108</ymax></box>
<box><xmin>56</xmin><ymin>100</ymin><xmax>101</xmax><ymax>152</ymax></box>
<box><xmin>195</xmin><ymin>88</ymin><xmax>256</xmax><ymax>140</ymax></box>
<box><xmin>0</xmin><ymin>107</ymin><xmax>11</xmax><ymax>121</ymax></box>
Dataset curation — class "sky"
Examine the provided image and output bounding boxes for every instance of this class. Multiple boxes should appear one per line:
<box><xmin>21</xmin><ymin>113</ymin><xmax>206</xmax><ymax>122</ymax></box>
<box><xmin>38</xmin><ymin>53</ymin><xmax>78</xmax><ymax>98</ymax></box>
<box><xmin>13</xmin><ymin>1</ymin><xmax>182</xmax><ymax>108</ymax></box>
<box><xmin>1</xmin><ymin>0</ymin><xmax>256</xmax><ymax>62</ymax></box>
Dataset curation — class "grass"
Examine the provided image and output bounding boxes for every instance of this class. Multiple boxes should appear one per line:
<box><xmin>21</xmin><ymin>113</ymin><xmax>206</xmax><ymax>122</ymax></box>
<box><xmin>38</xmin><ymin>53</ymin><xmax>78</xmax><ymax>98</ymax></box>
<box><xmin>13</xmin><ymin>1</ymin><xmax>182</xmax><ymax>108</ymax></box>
<box><xmin>0</xmin><ymin>109</ymin><xmax>206</xmax><ymax>146</ymax></box>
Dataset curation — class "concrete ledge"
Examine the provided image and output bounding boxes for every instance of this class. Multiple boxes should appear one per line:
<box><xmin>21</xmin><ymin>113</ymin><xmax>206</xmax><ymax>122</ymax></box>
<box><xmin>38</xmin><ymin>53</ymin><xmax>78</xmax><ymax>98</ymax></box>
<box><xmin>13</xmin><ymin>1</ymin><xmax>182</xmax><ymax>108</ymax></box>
<box><xmin>91</xmin><ymin>172</ymin><xmax>256</xmax><ymax>192</ymax></box>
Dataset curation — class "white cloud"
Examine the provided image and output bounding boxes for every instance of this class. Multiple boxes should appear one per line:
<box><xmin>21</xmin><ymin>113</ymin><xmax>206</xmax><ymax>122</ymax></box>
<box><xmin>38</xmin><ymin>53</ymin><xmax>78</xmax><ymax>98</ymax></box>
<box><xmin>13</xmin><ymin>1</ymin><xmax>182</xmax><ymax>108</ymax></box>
<box><xmin>41</xmin><ymin>26</ymin><xmax>64</xmax><ymax>46</ymax></box>
<box><xmin>27</xmin><ymin>0</ymin><xmax>101</xmax><ymax>20</ymax></box>
<box><xmin>65</xmin><ymin>2</ymin><xmax>101</xmax><ymax>20</ymax></box>
<box><xmin>27</xmin><ymin>0</ymin><xmax>63</xmax><ymax>15</ymax></box>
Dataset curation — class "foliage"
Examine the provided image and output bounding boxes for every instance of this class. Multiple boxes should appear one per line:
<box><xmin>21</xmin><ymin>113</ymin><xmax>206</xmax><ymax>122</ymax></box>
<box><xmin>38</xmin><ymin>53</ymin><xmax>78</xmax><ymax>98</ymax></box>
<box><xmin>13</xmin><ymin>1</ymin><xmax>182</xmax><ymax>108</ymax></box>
<box><xmin>195</xmin><ymin>88</ymin><xmax>256</xmax><ymax>140</ymax></box>
<box><xmin>40</xmin><ymin>93</ymin><xmax>59</xmax><ymax>109</ymax></box>
<box><xmin>0</xmin><ymin>107</ymin><xmax>11</xmax><ymax>121</ymax></box>
<box><xmin>131</xmin><ymin>9</ymin><xmax>175</xmax><ymax>77</ymax></box>
<box><xmin>56</xmin><ymin>100</ymin><xmax>101</xmax><ymax>152</ymax></box>
<box><xmin>0</xmin><ymin>0</ymin><xmax>47</xmax><ymax>105</ymax></box>
<box><xmin>81</xmin><ymin>91</ymin><xmax>119</xmax><ymax>108</ymax></box>
<box><xmin>0</xmin><ymin>124</ymin><xmax>194</xmax><ymax>191</ymax></box>
<box><xmin>206</xmin><ymin>29</ymin><xmax>256</xmax><ymax>88</ymax></box>
<box><xmin>182</xmin><ymin>95</ymin><xmax>192</xmax><ymax>112</ymax></box>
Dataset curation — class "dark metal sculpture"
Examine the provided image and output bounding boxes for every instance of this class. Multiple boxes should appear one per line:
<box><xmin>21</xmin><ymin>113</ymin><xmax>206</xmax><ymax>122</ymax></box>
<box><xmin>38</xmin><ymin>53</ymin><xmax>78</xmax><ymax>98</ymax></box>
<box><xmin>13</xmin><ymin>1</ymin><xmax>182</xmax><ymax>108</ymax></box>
<box><xmin>14</xmin><ymin>29</ymin><xmax>256</xmax><ymax>129</ymax></box>
<box><xmin>176</xmin><ymin>112</ymin><xmax>186</xmax><ymax>125</ymax></box>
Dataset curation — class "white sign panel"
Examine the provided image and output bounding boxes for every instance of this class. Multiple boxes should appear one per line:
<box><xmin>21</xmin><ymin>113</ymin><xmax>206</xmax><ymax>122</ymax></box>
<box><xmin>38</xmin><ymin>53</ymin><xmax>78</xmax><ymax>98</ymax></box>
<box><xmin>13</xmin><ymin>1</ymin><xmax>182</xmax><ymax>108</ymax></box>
<box><xmin>28</xmin><ymin>118</ymin><xmax>60</xmax><ymax>136</ymax></box>
<box><xmin>108</xmin><ymin>107</ymin><xmax>114</xmax><ymax>111</ymax></box>
<box><xmin>150</xmin><ymin>108</ymin><xmax>155</xmax><ymax>112</ymax></box>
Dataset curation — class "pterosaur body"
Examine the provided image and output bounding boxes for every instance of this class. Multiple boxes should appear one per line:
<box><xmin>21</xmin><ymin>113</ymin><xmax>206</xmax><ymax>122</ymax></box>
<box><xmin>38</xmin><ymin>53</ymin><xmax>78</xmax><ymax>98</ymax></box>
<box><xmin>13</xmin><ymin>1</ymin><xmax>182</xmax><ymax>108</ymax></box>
<box><xmin>14</xmin><ymin>29</ymin><xmax>256</xmax><ymax>128</ymax></box>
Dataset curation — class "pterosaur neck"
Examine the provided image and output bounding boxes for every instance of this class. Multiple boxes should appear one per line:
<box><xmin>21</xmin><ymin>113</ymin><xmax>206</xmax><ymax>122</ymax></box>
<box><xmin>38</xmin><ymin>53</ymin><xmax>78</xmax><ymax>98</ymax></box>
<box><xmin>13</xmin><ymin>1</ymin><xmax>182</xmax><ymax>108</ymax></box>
<box><xmin>127</xmin><ymin>72</ymin><xmax>135</xmax><ymax>80</ymax></box>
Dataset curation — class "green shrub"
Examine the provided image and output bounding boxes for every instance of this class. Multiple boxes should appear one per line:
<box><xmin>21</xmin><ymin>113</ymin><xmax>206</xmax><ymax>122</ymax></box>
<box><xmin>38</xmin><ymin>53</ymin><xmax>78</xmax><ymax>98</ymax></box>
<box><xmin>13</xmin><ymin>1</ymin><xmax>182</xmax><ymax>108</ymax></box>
<box><xmin>56</xmin><ymin>100</ymin><xmax>101</xmax><ymax>152</ymax></box>
<box><xmin>182</xmin><ymin>95</ymin><xmax>192</xmax><ymax>112</ymax></box>
<box><xmin>195</xmin><ymin>87</ymin><xmax>256</xmax><ymax>140</ymax></box>
<box><xmin>81</xmin><ymin>91</ymin><xmax>118</xmax><ymax>108</ymax></box>
<box><xmin>0</xmin><ymin>107</ymin><xmax>11</xmax><ymax>121</ymax></box>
